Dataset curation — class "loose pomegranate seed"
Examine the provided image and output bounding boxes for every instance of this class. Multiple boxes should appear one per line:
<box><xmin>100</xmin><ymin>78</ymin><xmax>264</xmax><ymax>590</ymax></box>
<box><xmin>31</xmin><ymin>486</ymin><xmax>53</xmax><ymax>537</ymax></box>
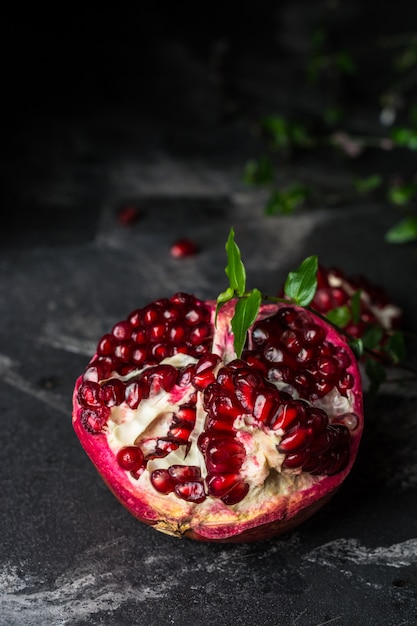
<box><xmin>116</xmin><ymin>204</ymin><xmax>140</xmax><ymax>225</ymax></box>
<box><xmin>170</xmin><ymin>238</ymin><xmax>199</xmax><ymax>258</ymax></box>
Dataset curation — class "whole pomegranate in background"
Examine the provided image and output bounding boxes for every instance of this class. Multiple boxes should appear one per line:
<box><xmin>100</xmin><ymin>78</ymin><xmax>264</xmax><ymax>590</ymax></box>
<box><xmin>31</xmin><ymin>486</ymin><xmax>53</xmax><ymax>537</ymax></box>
<box><xmin>311</xmin><ymin>266</ymin><xmax>402</xmax><ymax>338</ymax></box>
<box><xmin>73</xmin><ymin>294</ymin><xmax>363</xmax><ymax>542</ymax></box>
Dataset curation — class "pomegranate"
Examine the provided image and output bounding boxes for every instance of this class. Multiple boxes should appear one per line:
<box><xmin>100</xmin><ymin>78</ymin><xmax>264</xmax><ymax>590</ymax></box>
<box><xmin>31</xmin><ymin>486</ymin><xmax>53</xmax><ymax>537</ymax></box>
<box><xmin>72</xmin><ymin>293</ymin><xmax>363</xmax><ymax>542</ymax></box>
<box><xmin>311</xmin><ymin>266</ymin><xmax>402</xmax><ymax>338</ymax></box>
<box><xmin>170</xmin><ymin>238</ymin><xmax>199</xmax><ymax>258</ymax></box>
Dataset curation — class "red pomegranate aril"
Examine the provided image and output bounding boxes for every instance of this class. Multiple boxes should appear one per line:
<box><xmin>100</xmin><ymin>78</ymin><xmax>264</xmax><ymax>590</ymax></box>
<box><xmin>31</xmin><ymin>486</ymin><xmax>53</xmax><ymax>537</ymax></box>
<box><xmin>234</xmin><ymin>371</ymin><xmax>262</xmax><ymax>412</ymax></box>
<box><xmin>296</xmin><ymin>346</ymin><xmax>315</xmax><ymax>364</ymax></box>
<box><xmin>185</xmin><ymin>305</ymin><xmax>210</xmax><ymax>325</ymax></box>
<box><xmin>206</xmin><ymin>473</ymin><xmax>242</xmax><ymax>498</ymax></box>
<box><xmin>175</xmin><ymin>404</ymin><xmax>197</xmax><ymax>427</ymax></box>
<box><xmin>83</xmin><ymin>362</ymin><xmax>111</xmax><ymax>383</ymax></box>
<box><xmin>78</xmin><ymin>381</ymin><xmax>102</xmax><ymax>408</ymax></box>
<box><xmin>101</xmin><ymin>379</ymin><xmax>125</xmax><ymax>407</ymax></box>
<box><xmin>205</xmin><ymin>439</ymin><xmax>245</xmax><ymax>472</ymax></box>
<box><xmin>131</xmin><ymin>347</ymin><xmax>147</xmax><ymax>366</ymax></box>
<box><xmin>207</xmin><ymin>394</ymin><xmax>243</xmax><ymax>420</ymax></box>
<box><xmin>267</xmin><ymin>365</ymin><xmax>292</xmax><ymax>384</ymax></box>
<box><xmin>334</xmin><ymin>348</ymin><xmax>352</xmax><ymax>369</ymax></box>
<box><xmin>141</xmin><ymin>305</ymin><xmax>162</xmax><ymax>326</ymax></box>
<box><xmin>125</xmin><ymin>380</ymin><xmax>149</xmax><ymax>409</ymax></box>
<box><xmin>114</xmin><ymin>341</ymin><xmax>133</xmax><ymax>362</ymax></box>
<box><xmin>117</xmin><ymin>446</ymin><xmax>145</xmax><ymax>472</ymax></box>
<box><xmin>151</xmin><ymin>469</ymin><xmax>176</xmax><ymax>494</ymax></box>
<box><xmin>276</xmin><ymin>307</ymin><xmax>298</xmax><ymax>327</ymax></box>
<box><xmin>174</xmin><ymin>481</ymin><xmax>206</xmax><ymax>503</ymax></box>
<box><xmin>188</xmin><ymin>323</ymin><xmax>211</xmax><ymax>345</ymax></box>
<box><xmin>277</xmin><ymin>426</ymin><xmax>314</xmax><ymax>454</ymax></box>
<box><xmin>326</xmin><ymin>447</ymin><xmax>350</xmax><ymax>475</ymax></box>
<box><xmin>177</xmin><ymin>364</ymin><xmax>196</xmax><ymax>387</ymax></box>
<box><xmin>169</xmin><ymin>323</ymin><xmax>188</xmax><ymax>343</ymax></box>
<box><xmin>192</xmin><ymin>354</ymin><xmax>221</xmax><ymax>390</ymax></box>
<box><xmin>132</xmin><ymin>327</ymin><xmax>147</xmax><ymax>345</ymax></box>
<box><xmin>144</xmin><ymin>365</ymin><xmax>178</xmax><ymax>393</ymax></box>
<box><xmin>144</xmin><ymin>438</ymin><xmax>179</xmax><ymax>460</ymax></box>
<box><xmin>253</xmin><ymin>388</ymin><xmax>281</xmax><ymax>423</ymax></box>
<box><xmin>305</xmin><ymin>407</ymin><xmax>328</xmax><ymax>433</ymax></box>
<box><xmin>162</xmin><ymin>305</ymin><xmax>182</xmax><ymax>322</ymax></box>
<box><xmin>269</xmin><ymin>400</ymin><xmax>306</xmax><ymax>431</ymax></box>
<box><xmin>97</xmin><ymin>333</ymin><xmax>116</xmax><ymax>356</ymax></box>
<box><xmin>170</xmin><ymin>238</ymin><xmax>199</xmax><ymax>258</ymax></box>
<box><xmin>333</xmin><ymin>412</ymin><xmax>359</xmax><ymax>431</ymax></box>
<box><xmin>206</xmin><ymin>416</ymin><xmax>237</xmax><ymax>434</ymax></box>
<box><xmin>169</xmin><ymin>425</ymin><xmax>192</xmax><ymax>444</ymax></box>
<box><xmin>264</xmin><ymin>344</ymin><xmax>285</xmax><ymax>363</ymax></box>
<box><xmin>317</xmin><ymin>356</ymin><xmax>339</xmax><ymax>379</ymax></box>
<box><xmin>168</xmin><ymin>465</ymin><xmax>201</xmax><ymax>481</ymax></box>
<box><xmin>79</xmin><ymin>406</ymin><xmax>110</xmax><ymax>434</ymax></box>
<box><xmin>111</xmin><ymin>321</ymin><xmax>132</xmax><ymax>341</ymax></box>
<box><xmin>338</xmin><ymin>372</ymin><xmax>355</xmax><ymax>393</ymax></box>
<box><xmin>301</xmin><ymin>324</ymin><xmax>326</xmax><ymax>345</ymax></box>
<box><xmin>216</xmin><ymin>368</ymin><xmax>235</xmax><ymax>393</ymax></box>
<box><xmin>281</xmin><ymin>449</ymin><xmax>311</xmax><ymax>469</ymax></box>
<box><xmin>281</xmin><ymin>330</ymin><xmax>302</xmax><ymax>353</ymax></box>
<box><xmin>147</xmin><ymin>323</ymin><xmax>167</xmax><ymax>342</ymax></box>
<box><xmin>221</xmin><ymin>481</ymin><xmax>250</xmax><ymax>505</ymax></box>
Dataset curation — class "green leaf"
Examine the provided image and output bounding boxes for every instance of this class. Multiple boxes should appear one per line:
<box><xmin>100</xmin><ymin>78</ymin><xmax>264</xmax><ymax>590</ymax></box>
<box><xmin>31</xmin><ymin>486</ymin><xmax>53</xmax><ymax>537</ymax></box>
<box><xmin>391</xmin><ymin>127</ymin><xmax>417</xmax><ymax>150</ymax></box>
<box><xmin>326</xmin><ymin>305</ymin><xmax>351</xmax><ymax>328</ymax></box>
<box><xmin>265</xmin><ymin>185</ymin><xmax>309</xmax><ymax>216</ymax></box>
<box><xmin>387</xmin><ymin>182</ymin><xmax>417</xmax><ymax>206</ymax></box>
<box><xmin>350</xmin><ymin>290</ymin><xmax>362</xmax><ymax>325</ymax></box>
<box><xmin>284</xmin><ymin>256</ymin><xmax>318</xmax><ymax>307</ymax></box>
<box><xmin>231</xmin><ymin>289</ymin><xmax>262</xmax><ymax>358</ymax></box>
<box><xmin>384</xmin><ymin>331</ymin><xmax>406</xmax><ymax>364</ymax></box>
<box><xmin>261</xmin><ymin>116</ymin><xmax>291</xmax><ymax>149</ymax></box>
<box><xmin>224</xmin><ymin>228</ymin><xmax>246</xmax><ymax>297</ymax></box>
<box><xmin>349</xmin><ymin>337</ymin><xmax>363</xmax><ymax>360</ymax></box>
<box><xmin>354</xmin><ymin>174</ymin><xmax>383</xmax><ymax>194</ymax></box>
<box><xmin>362</xmin><ymin>325</ymin><xmax>384</xmax><ymax>350</ymax></box>
<box><xmin>385</xmin><ymin>215</ymin><xmax>417</xmax><ymax>243</ymax></box>
<box><xmin>365</xmin><ymin>357</ymin><xmax>387</xmax><ymax>395</ymax></box>
<box><xmin>335</xmin><ymin>51</ymin><xmax>356</xmax><ymax>74</ymax></box>
<box><xmin>243</xmin><ymin>156</ymin><xmax>274</xmax><ymax>186</ymax></box>
<box><xmin>215</xmin><ymin>286</ymin><xmax>235</xmax><ymax>323</ymax></box>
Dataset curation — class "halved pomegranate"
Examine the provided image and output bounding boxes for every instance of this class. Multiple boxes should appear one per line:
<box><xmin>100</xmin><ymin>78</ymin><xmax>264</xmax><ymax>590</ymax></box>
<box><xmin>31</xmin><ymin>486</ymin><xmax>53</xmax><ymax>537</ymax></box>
<box><xmin>72</xmin><ymin>294</ymin><xmax>363</xmax><ymax>542</ymax></box>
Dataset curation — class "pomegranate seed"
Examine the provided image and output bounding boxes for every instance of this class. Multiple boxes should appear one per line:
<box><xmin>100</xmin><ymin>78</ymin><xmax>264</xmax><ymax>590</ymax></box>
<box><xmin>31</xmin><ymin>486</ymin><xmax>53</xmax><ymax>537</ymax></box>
<box><xmin>301</xmin><ymin>324</ymin><xmax>326</xmax><ymax>345</ymax></box>
<box><xmin>234</xmin><ymin>370</ymin><xmax>262</xmax><ymax>412</ymax></box>
<box><xmin>280</xmin><ymin>330</ymin><xmax>302</xmax><ymax>353</ymax></box>
<box><xmin>269</xmin><ymin>400</ymin><xmax>307</xmax><ymax>431</ymax></box>
<box><xmin>145</xmin><ymin>439</ymin><xmax>179</xmax><ymax>460</ymax></box>
<box><xmin>267</xmin><ymin>365</ymin><xmax>292</xmax><ymax>384</ymax></box>
<box><xmin>317</xmin><ymin>356</ymin><xmax>339</xmax><ymax>379</ymax></box>
<box><xmin>252</xmin><ymin>323</ymin><xmax>270</xmax><ymax>345</ymax></box>
<box><xmin>125</xmin><ymin>380</ymin><xmax>149</xmax><ymax>408</ymax></box>
<box><xmin>101</xmin><ymin>379</ymin><xmax>125</xmax><ymax>407</ymax></box>
<box><xmin>83</xmin><ymin>361</ymin><xmax>111</xmax><ymax>383</ymax></box>
<box><xmin>221</xmin><ymin>481</ymin><xmax>249</xmax><ymax>505</ymax></box>
<box><xmin>168</xmin><ymin>465</ymin><xmax>201</xmax><ymax>481</ymax></box>
<box><xmin>207</xmin><ymin>394</ymin><xmax>243</xmax><ymax>420</ymax></box>
<box><xmin>97</xmin><ymin>334</ymin><xmax>116</xmax><ymax>356</ymax></box>
<box><xmin>174</xmin><ymin>481</ymin><xmax>206</xmax><ymax>503</ymax></box>
<box><xmin>116</xmin><ymin>204</ymin><xmax>140</xmax><ymax>225</ymax></box>
<box><xmin>282</xmin><ymin>450</ymin><xmax>311</xmax><ymax>469</ymax></box>
<box><xmin>151</xmin><ymin>469</ymin><xmax>176</xmax><ymax>494</ymax></box>
<box><xmin>111</xmin><ymin>321</ymin><xmax>132</xmax><ymax>341</ymax></box>
<box><xmin>264</xmin><ymin>344</ymin><xmax>285</xmax><ymax>363</ymax></box>
<box><xmin>205</xmin><ymin>439</ymin><xmax>245</xmax><ymax>472</ymax></box>
<box><xmin>185</xmin><ymin>306</ymin><xmax>210</xmax><ymax>325</ymax></box>
<box><xmin>78</xmin><ymin>381</ymin><xmax>102</xmax><ymax>408</ymax></box>
<box><xmin>79</xmin><ymin>406</ymin><xmax>110</xmax><ymax>434</ymax></box>
<box><xmin>206</xmin><ymin>473</ymin><xmax>243</xmax><ymax>498</ymax></box>
<box><xmin>277</xmin><ymin>426</ymin><xmax>314</xmax><ymax>454</ymax></box>
<box><xmin>114</xmin><ymin>341</ymin><xmax>133</xmax><ymax>362</ymax></box>
<box><xmin>169</xmin><ymin>425</ymin><xmax>192</xmax><ymax>444</ymax></box>
<box><xmin>170</xmin><ymin>238</ymin><xmax>199</xmax><ymax>258</ymax></box>
<box><xmin>168</xmin><ymin>323</ymin><xmax>188</xmax><ymax>343</ymax></box>
<box><xmin>205</xmin><ymin>416</ymin><xmax>237</xmax><ymax>434</ymax></box>
<box><xmin>141</xmin><ymin>304</ymin><xmax>162</xmax><ymax>326</ymax></box>
<box><xmin>145</xmin><ymin>365</ymin><xmax>178</xmax><ymax>393</ymax></box>
<box><xmin>175</xmin><ymin>404</ymin><xmax>197</xmax><ymax>427</ymax></box>
<box><xmin>304</xmin><ymin>407</ymin><xmax>328</xmax><ymax>433</ymax></box>
<box><xmin>188</xmin><ymin>323</ymin><xmax>211</xmax><ymax>345</ymax></box>
<box><xmin>192</xmin><ymin>354</ymin><xmax>221</xmax><ymax>389</ymax></box>
<box><xmin>253</xmin><ymin>387</ymin><xmax>281</xmax><ymax>423</ymax></box>
<box><xmin>117</xmin><ymin>446</ymin><xmax>145</xmax><ymax>472</ymax></box>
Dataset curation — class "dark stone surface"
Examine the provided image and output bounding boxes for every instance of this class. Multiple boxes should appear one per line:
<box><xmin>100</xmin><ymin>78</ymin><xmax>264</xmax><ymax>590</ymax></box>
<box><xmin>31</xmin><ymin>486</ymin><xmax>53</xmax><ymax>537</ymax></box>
<box><xmin>1</xmin><ymin>3</ymin><xmax>416</xmax><ymax>625</ymax></box>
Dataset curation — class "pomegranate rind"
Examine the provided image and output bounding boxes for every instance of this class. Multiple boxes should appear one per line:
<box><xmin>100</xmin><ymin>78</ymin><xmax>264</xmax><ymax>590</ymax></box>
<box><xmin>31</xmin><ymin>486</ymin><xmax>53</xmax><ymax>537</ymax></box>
<box><xmin>72</xmin><ymin>301</ymin><xmax>363</xmax><ymax>542</ymax></box>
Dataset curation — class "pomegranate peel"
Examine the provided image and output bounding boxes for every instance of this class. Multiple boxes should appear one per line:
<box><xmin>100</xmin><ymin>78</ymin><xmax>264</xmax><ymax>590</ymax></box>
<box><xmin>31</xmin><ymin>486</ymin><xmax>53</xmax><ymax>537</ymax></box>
<box><xmin>73</xmin><ymin>293</ymin><xmax>363</xmax><ymax>542</ymax></box>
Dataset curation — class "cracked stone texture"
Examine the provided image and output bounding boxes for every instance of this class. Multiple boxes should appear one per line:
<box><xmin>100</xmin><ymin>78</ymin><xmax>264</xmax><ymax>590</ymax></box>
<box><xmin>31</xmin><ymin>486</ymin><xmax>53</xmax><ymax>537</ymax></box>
<box><xmin>1</xmin><ymin>3</ymin><xmax>417</xmax><ymax>625</ymax></box>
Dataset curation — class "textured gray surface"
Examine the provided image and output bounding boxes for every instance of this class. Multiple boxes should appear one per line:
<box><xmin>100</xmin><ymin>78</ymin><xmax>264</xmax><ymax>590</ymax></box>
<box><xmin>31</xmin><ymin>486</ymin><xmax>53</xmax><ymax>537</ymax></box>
<box><xmin>1</xmin><ymin>4</ymin><xmax>417</xmax><ymax>625</ymax></box>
